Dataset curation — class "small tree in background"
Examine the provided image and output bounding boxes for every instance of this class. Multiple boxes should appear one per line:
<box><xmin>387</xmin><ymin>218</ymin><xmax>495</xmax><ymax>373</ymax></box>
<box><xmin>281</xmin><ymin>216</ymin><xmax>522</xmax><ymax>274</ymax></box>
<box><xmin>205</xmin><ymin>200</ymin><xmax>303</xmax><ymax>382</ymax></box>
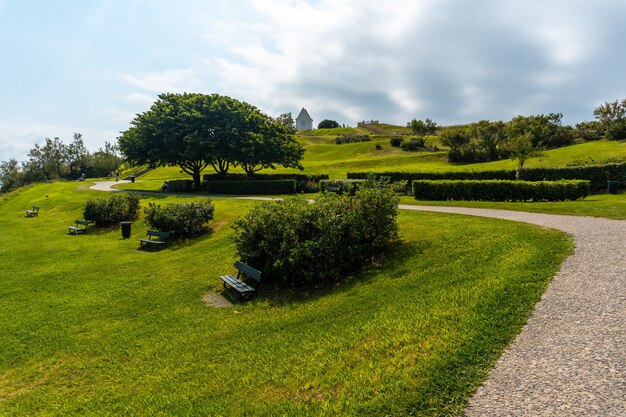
<box><xmin>274</xmin><ymin>112</ymin><xmax>296</xmax><ymax>134</ymax></box>
<box><xmin>407</xmin><ymin>118</ymin><xmax>438</xmax><ymax>140</ymax></box>
<box><xmin>509</xmin><ymin>133</ymin><xmax>542</xmax><ymax>179</ymax></box>
<box><xmin>594</xmin><ymin>99</ymin><xmax>626</xmax><ymax>140</ymax></box>
<box><xmin>318</xmin><ymin>119</ymin><xmax>340</xmax><ymax>129</ymax></box>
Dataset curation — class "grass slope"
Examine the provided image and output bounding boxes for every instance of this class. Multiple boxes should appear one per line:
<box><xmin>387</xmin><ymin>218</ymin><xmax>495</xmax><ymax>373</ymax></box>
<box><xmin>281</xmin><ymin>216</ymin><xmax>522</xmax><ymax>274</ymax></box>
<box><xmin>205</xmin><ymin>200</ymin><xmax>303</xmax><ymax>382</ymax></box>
<box><xmin>0</xmin><ymin>182</ymin><xmax>572</xmax><ymax>416</ymax></box>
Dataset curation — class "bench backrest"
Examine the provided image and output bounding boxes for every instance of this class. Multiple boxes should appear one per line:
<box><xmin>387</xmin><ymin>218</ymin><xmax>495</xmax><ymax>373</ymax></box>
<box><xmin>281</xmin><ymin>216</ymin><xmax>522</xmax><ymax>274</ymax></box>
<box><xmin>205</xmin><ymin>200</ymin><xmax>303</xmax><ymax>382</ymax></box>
<box><xmin>32</xmin><ymin>206</ymin><xmax>39</xmax><ymax>211</ymax></box>
<box><xmin>235</xmin><ymin>261</ymin><xmax>262</xmax><ymax>283</ymax></box>
<box><xmin>75</xmin><ymin>220</ymin><xmax>89</xmax><ymax>226</ymax></box>
<box><xmin>147</xmin><ymin>230</ymin><xmax>170</xmax><ymax>239</ymax></box>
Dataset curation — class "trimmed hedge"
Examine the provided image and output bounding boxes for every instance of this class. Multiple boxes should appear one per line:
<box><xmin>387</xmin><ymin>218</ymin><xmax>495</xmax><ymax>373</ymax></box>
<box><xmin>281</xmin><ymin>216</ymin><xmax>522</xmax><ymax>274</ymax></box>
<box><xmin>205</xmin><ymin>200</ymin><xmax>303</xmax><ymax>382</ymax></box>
<box><xmin>412</xmin><ymin>179</ymin><xmax>590</xmax><ymax>202</ymax></box>
<box><xmin>205</xmin><ymin>180</ymin><xmax>296</xmax><ymax>195</ymax></box>
<box><xmin>350</xmin><ymin>162</ymin><xmax>626</xmax><ymax>191</ymax></box>
<box><xmin>84</xmin><ymin>193</ymin><xmax>141</xmax><ymax>226</ymax></box>
<box><xmin>144</xmin><ymin>200</ymin><xmax>214</xmax><ymax>238</ymax></box>
<box><xmin>319</xmin><ymin>179</ymin><xmax>364</xmax><ymax>194</ymax></box>
<box><xmin>232</xmin><ymin>184</ymin><xmax>400</xmax><ymax>285</ymax></box>
<box><xmin>202</xmin><ymin>173</ymin><xmax>328</xmax><ymax>193</ymax></box>
<box><xmin>167</xmin><ymin>179</ymin><xmax>195</xmax><ymax>192</ymax></box>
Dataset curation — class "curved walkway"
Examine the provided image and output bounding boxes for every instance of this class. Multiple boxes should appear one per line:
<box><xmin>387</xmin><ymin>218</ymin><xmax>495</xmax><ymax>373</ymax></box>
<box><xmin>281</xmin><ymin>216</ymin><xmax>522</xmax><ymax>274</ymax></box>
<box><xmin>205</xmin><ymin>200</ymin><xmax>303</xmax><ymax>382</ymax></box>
<box><xmin>399</xmin><ymin>205</ymin><xmax>625</xmax><ymax>417</ymax></box>
<box><xmin>90</xmin><ymin>182</ymin><xmax>624</xmax><ymax>415</ymax></box>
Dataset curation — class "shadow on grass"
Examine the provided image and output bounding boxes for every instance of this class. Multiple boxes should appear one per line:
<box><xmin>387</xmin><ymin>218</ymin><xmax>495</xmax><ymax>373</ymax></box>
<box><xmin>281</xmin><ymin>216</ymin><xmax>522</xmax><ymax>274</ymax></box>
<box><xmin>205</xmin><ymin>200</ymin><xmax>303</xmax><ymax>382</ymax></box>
<box><xmin>244</xmin><ymin>239</ymin><xmax>430</xmax><ymax>308</ymax></box>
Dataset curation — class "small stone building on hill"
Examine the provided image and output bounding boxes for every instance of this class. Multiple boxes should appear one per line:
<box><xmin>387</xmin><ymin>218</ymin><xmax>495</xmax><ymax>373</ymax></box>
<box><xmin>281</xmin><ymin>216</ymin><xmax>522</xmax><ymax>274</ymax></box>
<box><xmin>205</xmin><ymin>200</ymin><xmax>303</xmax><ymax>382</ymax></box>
<box><xmin>296</xmin><ymin>108</ymin><xmax>313</xmax><ymax>131</ymax></box>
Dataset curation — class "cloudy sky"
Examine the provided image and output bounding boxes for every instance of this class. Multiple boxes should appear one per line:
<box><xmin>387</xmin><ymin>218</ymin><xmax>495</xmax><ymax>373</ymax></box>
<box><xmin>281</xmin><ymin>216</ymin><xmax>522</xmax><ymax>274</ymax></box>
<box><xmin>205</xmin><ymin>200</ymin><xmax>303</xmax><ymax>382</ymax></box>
<box><xmin>1</xmin><ymin>0</ymin><xmax>625</xmax><ymax>161</ymax></box>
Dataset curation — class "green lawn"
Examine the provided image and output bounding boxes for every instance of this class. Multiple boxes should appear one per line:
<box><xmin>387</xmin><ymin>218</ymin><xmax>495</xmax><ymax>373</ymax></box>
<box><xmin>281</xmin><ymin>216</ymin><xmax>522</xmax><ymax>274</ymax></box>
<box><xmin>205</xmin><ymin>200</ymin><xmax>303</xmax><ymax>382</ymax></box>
<box><xmin>0</xmin><ymin>182</ymin><xmax>572</xmax><ymax>416</ymax></box>
<box><xmin>402</xmin><ymin>191</ymin><xmax>626</xmax><ymax>220</ymax></box>
<box><xmin>131</xmin><ymin>138</ymin><xmax>626</xmax><ymax>181</ymax></box>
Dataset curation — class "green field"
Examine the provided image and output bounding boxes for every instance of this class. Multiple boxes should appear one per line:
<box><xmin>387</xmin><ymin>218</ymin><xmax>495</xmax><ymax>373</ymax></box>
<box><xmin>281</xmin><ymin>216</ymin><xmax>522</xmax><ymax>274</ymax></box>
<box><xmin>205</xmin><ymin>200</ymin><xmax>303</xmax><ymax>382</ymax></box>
<box><xmin>0</xmin><ymin>182</ymin><xmax>572</xmax><ymax>416</ymax></box>
<box><xmin>130</xmin><ymin>135</ymin><xmax>626</xmax><ymax>181</ymax></box>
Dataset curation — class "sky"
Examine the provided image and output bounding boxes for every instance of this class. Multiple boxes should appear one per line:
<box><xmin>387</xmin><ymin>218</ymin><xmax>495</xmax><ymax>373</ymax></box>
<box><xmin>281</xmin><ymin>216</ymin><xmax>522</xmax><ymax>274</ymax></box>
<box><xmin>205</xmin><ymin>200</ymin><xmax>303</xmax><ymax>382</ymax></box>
<box><xmin>1</xmin><ymin>0</ymin><xmax>626</xmax><ymax>161</ymax></box>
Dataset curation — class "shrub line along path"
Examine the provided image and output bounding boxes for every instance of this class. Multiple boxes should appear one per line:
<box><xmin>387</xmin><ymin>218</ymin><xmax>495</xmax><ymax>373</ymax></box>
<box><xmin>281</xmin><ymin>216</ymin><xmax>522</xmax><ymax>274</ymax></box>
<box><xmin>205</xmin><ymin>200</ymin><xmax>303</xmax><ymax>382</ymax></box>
<box><xmin>90</xmin><ymin>181</ymin><xmax>625</xmax><ymax>416</ymax></box>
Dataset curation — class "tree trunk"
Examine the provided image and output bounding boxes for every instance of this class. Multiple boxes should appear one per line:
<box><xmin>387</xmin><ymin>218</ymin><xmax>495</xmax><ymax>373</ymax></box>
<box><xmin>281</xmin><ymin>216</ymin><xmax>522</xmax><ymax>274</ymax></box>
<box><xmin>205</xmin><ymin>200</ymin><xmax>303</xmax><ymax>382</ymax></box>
<box><xmin>193</xmin><ymin>170</ymin><xmax>201</xmax><ymax>191</ymax></box>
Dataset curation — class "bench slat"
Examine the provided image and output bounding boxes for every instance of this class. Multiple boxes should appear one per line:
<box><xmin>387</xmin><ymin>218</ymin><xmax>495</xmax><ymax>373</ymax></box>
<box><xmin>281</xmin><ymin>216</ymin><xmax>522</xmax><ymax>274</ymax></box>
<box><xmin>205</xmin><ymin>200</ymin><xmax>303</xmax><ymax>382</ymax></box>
<box><xmin>220</xmin><ymin>274</ymin><xmax>255</xmax><ymax>293</ymax></box>
<box><xmin>234</xmin><ymin>261</ymin><xmax>262</xmax><ymax>282</ymax></box>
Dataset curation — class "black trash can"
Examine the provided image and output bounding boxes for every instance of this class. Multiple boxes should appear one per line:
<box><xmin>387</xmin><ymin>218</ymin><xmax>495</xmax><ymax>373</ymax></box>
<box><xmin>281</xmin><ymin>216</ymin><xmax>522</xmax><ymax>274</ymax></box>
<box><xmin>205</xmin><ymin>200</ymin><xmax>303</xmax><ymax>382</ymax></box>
<box><xmin>130</xmin><ymin>176</ymin><xmax>136</xmax><ymax>183</ymax></box>
<box><xmin>120</xmin><ymin>221</ymin><xmax>132</xmax><ymax>238</ymax></box>
<box><xmin>607</xmin><ymin>181</ymin><xmax>619</xmax><ymax>194</ymax></box>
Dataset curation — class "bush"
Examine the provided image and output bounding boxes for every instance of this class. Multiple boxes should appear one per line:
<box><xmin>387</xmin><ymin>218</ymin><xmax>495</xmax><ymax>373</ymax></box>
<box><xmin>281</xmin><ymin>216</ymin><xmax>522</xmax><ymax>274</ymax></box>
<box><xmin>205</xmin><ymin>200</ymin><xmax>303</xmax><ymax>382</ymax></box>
<box><xmin>319</xmin><ymin>179</ymin><xmax>364</xmax><ymax>194</ymax></box>
<box><xmin>390</xmin><ymin>136</ymin><xmax>404</xmax><ymax>147</ymax></box>
<box><xmin>335</xmin><ymin>134</ymin><xmax>371</xmax><ymax>144</ymax></box>
<box><xmin>166</xmin><ymin>179</ymin><xmax>195</xmax><ymax>192</ymax></box>
<box><xmin>400</xmin><ymin>138</ymin><xmax>426</xmax><ymax>151</ymax></box>
<box><xmin>84</xmin><ymin>193</ymin><xmax>141</xmax><ymax>226</ymax></box>
<box><xmin>144</xmin><ymin>200</ymin><xmax>214</xmax><ymax>238</ymax></box>
<box><xmin>349</xmin><ymin>162</ymin><xmax>626</xmax><ymax>191</ymax></box>
<box><xmin>205</xmin><ymin>180</ymin><xmax>296</xmax><ymax>195</ymax></box>
<box><xmin>412</xmin><ymin>179</ymin><xmax>590</xmax><ymax>202</ymax></box>
<box><xmin>318</xmin><ymin>119</ymin><xmax>340</xmax><ymax>129</ymax></box>
<box><xmin>232</xmin><ymin>183</ymin><xmax>400</xmax><ymax>286</ymax></box>
<box><xmin>202</xmin><ymin>173</ymin><xmax>328</xmax><ymax>193</ymax></box>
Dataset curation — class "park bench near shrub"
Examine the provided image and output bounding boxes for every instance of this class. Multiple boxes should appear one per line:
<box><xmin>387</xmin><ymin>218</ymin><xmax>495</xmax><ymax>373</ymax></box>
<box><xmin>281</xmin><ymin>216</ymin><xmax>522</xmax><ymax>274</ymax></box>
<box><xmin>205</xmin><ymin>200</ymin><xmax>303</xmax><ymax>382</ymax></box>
<box><xmin>138</xmin><ymin>230</ymin><xmax>170</xmax><ymax>249</ymax></box>
<box><xmin>68</xmin><ymin>220</ymin><xmax>89</xmax><ymax>234</ymax></box>
<box><xmin>220</xmin><ymin>261</ymin><xmax>262</xmax><ymax>300</ymax></box>
<box><xmin>25</xmin><ymin>206</ymin><xmax>39</xmax><ymax>217</ymax></box>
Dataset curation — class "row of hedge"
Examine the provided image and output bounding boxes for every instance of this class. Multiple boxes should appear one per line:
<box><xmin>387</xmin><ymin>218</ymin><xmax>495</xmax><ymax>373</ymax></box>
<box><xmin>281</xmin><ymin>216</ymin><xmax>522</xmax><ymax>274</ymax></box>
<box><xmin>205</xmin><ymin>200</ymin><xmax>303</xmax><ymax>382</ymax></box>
<box><xmin>233</xmin><ymin>184</ymin><xmax>400</xmax><ymax>285</ymax></box>
<box><xmin>202</xmin><ymin>173</ymin><xmax>328</xmax><ymax>193</ymax></box>
<box><xmin>348</xmin><ymin>162</ymin><xmax>626</xmax><ymax>190</ymax></box>
<box><xmin>205</xmin><ymin>180</ymin><xmax>296</xmax><ymax>195</ymax></box>
<box><xmin>412</xmin><ymin>180</ymin><xmax>590</xmax><ymax>202</ymax></box>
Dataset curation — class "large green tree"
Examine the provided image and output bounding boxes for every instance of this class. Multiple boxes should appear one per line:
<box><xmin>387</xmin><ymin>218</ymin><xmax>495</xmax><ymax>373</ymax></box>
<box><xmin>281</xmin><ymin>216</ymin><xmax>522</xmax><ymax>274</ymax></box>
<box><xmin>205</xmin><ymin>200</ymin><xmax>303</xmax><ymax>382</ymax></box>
<box><xmin>236</xmin><ymin>106</ymin><xmax>304</xmax><ymax>176</ymax></box>
<box><xmin>118</xmin><ymin>93</ymin><xmax>304</xmax><ymax>188</ymax></box>
<box><xmin>119</xmin><ymin>93</ymin><xmax>229</xmax><ymax>189</ymax></box>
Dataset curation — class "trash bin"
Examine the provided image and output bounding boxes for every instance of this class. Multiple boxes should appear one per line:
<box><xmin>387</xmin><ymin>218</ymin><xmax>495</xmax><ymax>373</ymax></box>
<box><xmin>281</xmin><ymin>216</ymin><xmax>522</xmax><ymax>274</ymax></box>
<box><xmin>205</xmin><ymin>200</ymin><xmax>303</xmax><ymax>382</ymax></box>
<box><xmin>607</xmin><ymin>181</ymin><xmax>619</xmax><ymax>194</ymax></box>
<box><xmin>120</xmin><ymin>221</ymin><xmax>132</xmax><ymax>238</ymax></box>
<box><xmin>130</xmin><ymin>176</ymin><xmax>136</xmax><ymax>183</ymax></box>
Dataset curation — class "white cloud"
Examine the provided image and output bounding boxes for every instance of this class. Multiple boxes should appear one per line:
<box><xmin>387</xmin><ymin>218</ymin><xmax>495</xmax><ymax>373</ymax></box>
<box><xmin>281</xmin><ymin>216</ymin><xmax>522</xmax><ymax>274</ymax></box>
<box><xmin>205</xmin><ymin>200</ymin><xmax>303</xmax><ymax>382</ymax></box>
<box><xmin>122</xmin><ymin>68</ymin><xmax>205</xmax><ymax>93</ymax></box>
<box><xmin>125</xmin><ymin>92</ymin><xmax>155</xmax><ymax>106</ymax></box>
<box><xmin>0</xmin><ymin>119</ymin><xmax>116</xmax><ymax>161</ymax></box>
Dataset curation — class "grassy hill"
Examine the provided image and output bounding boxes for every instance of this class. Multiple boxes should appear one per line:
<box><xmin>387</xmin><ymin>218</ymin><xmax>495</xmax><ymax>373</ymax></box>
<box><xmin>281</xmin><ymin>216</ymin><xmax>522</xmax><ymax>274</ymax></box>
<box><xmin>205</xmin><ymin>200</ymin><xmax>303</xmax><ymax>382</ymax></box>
<box><xmin>0</xmin><ymin>181</ymin><xmax>572</xmax><ymax>416</ymax></box>
<box><xmin>136</xmin><ymin>133</ymin><xmax>626</xmax><ymax>182</ymax></box>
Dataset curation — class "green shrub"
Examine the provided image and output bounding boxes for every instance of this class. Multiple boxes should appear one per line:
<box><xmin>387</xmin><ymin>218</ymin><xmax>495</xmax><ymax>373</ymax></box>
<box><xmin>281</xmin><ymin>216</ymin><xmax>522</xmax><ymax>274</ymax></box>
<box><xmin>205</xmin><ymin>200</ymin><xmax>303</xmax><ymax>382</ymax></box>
<box><xmin>84</xmin><ymin>193</ymin><xmax>141</xmax><ymax>226</ymax></box>
<box><xmin>390</xmin><ymin>136</ymin><xmax>404</xmax><ymax>147</ymax></box>
<box><xmin>205</xmin><ymin>180</ymin><xmax>296</xmax><ymax>195</ymax></box>
<box><xmin>319</xmin><ymin>179</ymin><xmax>364</xmax><ymax>194</ymax></box>
<box><xmin>412</xmin><ymin>179</ymin><xmax>590</xmax><ymax>202</ymax></box>
<box><xmin>335</xmin><ymin>134</ymin><xmax>371</xmax><ymax>144</ymax></box>
<box><xmin>349</xmin><ymin>162</ymin><xmax>626</xmax><ymax>191</ymax></box>
<box><xmin>202</xmin><ymin>173</ymin><xmax>328</xmax><ymax>193</ymax></box>
<box><xmin>167</xmin><ymin>180</ymin><xmax>195</xmax><ymax>192</ymax></box>
<box><xmin>400</xmin><ymin>138</ymin><xmax>426</xmax><ymax>151</ymax></box>
<box><xmin>233</xmin><ymin>183</ymin><xmax>399</xmax><ymax>285</ymax></box>
<box><xmin>144</xmin><ymin>200</ymin><xmax>214</xmax><ymax>238</ymax></box>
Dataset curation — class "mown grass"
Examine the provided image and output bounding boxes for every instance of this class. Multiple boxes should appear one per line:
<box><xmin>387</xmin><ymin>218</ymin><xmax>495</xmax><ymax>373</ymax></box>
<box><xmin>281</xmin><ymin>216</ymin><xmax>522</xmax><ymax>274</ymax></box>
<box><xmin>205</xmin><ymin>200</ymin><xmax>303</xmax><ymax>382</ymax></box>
<box><xmin>0</xmin><ymin>182</ymin><xmax>572</xmax><ymax>416</ymax></box>
<box><xmin>132</xmin><ymin>137</ymin><xmax>626</xmax><ymax>182</ymax></box>
<box><xmin>401</xmin><ymin>191</ymin><xmax>626</xmax><ymax>220</ymax></box>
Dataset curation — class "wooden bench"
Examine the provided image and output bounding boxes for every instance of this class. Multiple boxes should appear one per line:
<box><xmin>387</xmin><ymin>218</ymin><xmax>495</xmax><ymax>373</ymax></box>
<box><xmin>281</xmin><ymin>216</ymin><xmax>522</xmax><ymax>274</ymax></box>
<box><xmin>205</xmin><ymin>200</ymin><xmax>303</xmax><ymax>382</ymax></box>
<box><xmin>220</xmin><ymin>261</ymin><xmax>262</xmax><ymax>300</ymax></box>
<box><xmin>139</xmin><ymin>230</ymin><xmax>170</xmax><ymax>249</ymax></box>
<box><xmin>68</xmin><ymin>220</ymin><xmax>89</xmax><ymax>234</ymax></box>
<box><xmin>25</xmin><ymin>206</ymin><xmax>39</xmax><ymax>217</ymax></box>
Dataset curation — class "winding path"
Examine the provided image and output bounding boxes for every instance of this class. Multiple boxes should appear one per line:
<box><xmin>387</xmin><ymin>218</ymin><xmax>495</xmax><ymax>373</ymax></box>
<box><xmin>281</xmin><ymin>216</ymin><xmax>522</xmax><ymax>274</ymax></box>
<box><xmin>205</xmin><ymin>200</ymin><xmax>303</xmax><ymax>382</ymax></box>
<box><xmin>90</xmin><ymin>181</ymin><xmax>625</xmax><ymax>416</ymax></box>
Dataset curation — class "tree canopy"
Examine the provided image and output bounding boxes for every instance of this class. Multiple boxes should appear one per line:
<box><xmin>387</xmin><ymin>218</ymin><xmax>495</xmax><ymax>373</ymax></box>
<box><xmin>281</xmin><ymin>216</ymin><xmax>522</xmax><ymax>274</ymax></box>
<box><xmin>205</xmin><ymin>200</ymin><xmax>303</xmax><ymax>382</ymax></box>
<box><xmin>318</xmin><ymin>119</ymin><xmax>340</xmax><ymax>129</ymax></box>
<box><xmin>118</xmin><ymin>93</ymin><xmax>304</xmax><ymax>188</ymax></box>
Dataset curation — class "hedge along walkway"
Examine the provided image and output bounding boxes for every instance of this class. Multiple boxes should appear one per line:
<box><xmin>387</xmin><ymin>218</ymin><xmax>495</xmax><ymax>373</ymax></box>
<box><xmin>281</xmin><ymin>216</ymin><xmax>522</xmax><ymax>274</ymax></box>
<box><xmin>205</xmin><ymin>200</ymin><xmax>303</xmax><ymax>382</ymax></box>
<box><xmin>90</xmin><ymin>182</ymin><xmax>624</xmax><ymax>415</ymax></box>
<box><xmin>398</xmin><ymin>204</ymin><xmax>626</xmax><ymax>417</ymax></box>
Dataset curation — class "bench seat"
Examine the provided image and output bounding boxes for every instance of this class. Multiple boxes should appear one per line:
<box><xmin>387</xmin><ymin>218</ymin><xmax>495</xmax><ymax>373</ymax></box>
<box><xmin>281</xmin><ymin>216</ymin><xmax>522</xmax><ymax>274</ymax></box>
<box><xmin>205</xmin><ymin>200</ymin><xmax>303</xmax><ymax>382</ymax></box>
<box><xmin>220</xmin><ymin>261</ymin><xmax>262</xmax><ymax>300</ymax></box>
<box><xmin>139</xmin><ymin>230</ymin><xmax>170</xmax><ymax>249</ymax></box>
<box><xmin>68</xmin><ymin>220</ymin><xmax>89</xmax><ymax>234</ymax></box>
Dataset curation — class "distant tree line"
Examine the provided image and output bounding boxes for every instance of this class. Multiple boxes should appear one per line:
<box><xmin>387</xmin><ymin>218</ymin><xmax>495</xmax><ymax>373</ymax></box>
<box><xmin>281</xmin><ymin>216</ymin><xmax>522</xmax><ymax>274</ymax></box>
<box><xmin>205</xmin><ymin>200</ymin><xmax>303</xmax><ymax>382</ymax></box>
<box><xmin>0</xmin><ymin>133</ymin><xmax>123</xmax><ymax>193</ymax></box>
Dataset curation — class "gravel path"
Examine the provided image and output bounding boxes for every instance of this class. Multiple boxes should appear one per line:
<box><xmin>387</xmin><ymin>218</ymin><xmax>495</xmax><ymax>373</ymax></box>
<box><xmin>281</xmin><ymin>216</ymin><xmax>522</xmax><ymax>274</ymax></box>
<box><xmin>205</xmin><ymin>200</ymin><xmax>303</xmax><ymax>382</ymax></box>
<box><xmin>399</xmin><ymin>205</ymin><xmax>626</xmax><ymax>417</ymax></box>
<box><xmin>89</xmin><ymin>181</ymin><xmax>624</xmax><ymax>415</ymax></box>
<box><xmin>89</xmin><ymin>180</ymin><xmax>130</xmax><ymax>191</ymax></box>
